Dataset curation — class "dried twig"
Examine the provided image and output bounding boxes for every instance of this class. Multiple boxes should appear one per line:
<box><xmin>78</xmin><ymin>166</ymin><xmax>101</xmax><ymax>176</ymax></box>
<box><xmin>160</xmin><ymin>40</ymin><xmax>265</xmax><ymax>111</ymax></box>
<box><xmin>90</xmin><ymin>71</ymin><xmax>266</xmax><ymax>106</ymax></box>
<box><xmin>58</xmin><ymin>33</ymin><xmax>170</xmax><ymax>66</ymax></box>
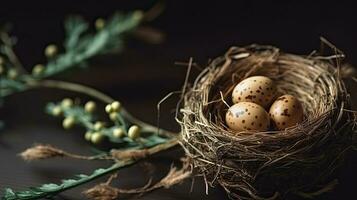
<box><xmin>84</xmin><ymin>157</ymin><xmax>192</xmax><ymax>200</ymax></box>
<box><xmin>19</xmin><ymin>144</ymin><xmax>108</xmax><ymax>161</ymax></box>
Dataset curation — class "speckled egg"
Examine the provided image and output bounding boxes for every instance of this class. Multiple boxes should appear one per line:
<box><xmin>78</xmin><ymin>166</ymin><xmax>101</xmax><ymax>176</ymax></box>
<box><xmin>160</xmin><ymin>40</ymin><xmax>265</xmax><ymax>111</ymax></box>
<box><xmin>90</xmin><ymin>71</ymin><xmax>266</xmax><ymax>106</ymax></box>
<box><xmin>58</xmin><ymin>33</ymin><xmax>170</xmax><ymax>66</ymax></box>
<box><xmin>232</xmin><ymin>76</ymin><xmax>277</xmax><ymax>108</ymax></box>
<box><xmin>269</xmin><ymin>94</ymin><xmax>304</xmax><ymax>130</ymax></box>
<box><xmin>225</xmin><ymin>102</ymin><xmax>270</xmax><ymax>132</ymax></box>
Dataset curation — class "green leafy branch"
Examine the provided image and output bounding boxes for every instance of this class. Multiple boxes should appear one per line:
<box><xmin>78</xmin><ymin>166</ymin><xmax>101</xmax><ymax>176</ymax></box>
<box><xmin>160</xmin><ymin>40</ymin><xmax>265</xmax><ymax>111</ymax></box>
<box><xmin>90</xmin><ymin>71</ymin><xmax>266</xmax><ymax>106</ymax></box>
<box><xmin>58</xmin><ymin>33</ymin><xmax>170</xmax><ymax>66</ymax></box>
<box><xmin>0</xmin><ymin>5</ymin><xmax>183</xmax><ymax>200</ymax></box>
<box><xmin>46</xmin><ymin>98</ymin><xmax>170</xmax><ymax>149</ymax></box>
<box><xmin>2</xmin><ymin>162</ymin><xmax>131</xmax><ymax>200</ymax></box>
<box><xmin>0</xmin><ymin>9</ymin><xmax>171</xmax><ymax>136</ymax></box>
<box><xmin>0</xmin><ymin>10</ymin><xmax>142</xmax><ymax>98</ymax></box>
<box><xmin>44</xmin><ymin>11</ymin><xmax>142</xmax><ymax>78</ymax></box>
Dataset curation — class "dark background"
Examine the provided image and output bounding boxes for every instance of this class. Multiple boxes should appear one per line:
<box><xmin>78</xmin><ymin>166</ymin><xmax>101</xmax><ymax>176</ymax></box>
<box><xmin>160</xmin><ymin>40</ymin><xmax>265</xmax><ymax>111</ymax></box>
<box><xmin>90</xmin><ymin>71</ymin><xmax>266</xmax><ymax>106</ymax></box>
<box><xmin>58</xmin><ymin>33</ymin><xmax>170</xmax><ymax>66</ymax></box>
<box><xmin>0</xmin><ymin>0</ymin><xmax>356</xmax><ymax>199</ymax></box>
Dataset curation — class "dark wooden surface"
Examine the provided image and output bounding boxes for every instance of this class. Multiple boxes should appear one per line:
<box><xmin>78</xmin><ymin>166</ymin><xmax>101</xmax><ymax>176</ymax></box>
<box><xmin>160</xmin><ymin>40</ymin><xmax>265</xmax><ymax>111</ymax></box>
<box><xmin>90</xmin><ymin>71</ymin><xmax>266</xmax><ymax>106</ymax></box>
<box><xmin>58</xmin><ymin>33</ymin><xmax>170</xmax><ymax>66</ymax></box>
<box><xmin>1</xmin><ymin>1</ymin><xmax>357</xmax><ymax>199</ymax></box>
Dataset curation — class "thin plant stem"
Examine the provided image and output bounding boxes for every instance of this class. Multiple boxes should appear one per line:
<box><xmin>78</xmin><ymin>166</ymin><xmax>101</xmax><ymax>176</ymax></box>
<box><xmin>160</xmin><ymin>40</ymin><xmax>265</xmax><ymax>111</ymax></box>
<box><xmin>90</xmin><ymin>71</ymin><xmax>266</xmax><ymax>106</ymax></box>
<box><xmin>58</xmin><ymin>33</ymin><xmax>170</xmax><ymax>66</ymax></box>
<box><xmin>145</xmin><ymin>137</ymin><xmax>180</xmax><ymax>155</ymax></box>
<box><xmin>27</xmin><ymin>79</ymin><xmax>114</xmax><ymax>103</ymax></box>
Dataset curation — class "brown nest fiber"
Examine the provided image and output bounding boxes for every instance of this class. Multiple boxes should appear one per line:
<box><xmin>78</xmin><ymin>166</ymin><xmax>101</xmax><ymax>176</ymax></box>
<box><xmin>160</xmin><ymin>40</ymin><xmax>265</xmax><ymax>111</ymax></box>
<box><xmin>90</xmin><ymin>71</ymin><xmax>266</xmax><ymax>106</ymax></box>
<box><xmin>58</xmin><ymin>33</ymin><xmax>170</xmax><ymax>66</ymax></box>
<box><xmin>178</xmin><ymin>44</ymin><xmax>357</xmax><ymax>199</ymax></box>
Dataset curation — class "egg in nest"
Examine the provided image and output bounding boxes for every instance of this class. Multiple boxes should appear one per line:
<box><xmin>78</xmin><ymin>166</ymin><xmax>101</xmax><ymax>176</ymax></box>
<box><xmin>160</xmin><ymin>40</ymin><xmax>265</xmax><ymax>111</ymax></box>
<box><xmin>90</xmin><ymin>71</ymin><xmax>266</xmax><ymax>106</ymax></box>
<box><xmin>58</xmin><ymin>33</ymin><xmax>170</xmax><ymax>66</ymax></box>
<box><xmin>269</xmin><ymin>94</ymin><xmax>304</xmax><ymax>130</ymax></box>
<box><xmin>232</xmin><ymin>76</ymin><xmax>277</xmax><ymax>108</ymax></box>
<box><xmin>225</xmin><ymin>102</ymin><xmax>270</xmax><ymax>132</ymax></box>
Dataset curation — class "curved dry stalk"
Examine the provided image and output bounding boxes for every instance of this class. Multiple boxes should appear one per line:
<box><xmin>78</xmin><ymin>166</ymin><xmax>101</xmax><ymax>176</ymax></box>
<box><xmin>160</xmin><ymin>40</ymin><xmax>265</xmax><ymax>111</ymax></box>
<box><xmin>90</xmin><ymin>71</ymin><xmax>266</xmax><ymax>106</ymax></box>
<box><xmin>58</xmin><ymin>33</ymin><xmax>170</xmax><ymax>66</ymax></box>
<box><xmin>110</xmin><ymin>138</ymin><xmax>180</xmax><ymax>161</ymax></box>
<box><xmin>84</xmin><ymin>157</ymin><xmax>192</xmax><ymax>200</ymax></box>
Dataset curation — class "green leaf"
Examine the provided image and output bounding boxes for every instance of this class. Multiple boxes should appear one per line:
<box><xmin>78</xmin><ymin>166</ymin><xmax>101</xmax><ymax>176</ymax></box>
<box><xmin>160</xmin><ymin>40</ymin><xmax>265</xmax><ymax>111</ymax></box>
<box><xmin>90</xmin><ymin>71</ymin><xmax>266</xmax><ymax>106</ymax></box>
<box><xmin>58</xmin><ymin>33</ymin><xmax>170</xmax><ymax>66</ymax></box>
<box><xmin>0</xmin><ymin>77</ymin><xmax>29</xmax><ymax>97</ymax></box>
<box><xmin>76</xmin><ymin>174</ymin><xmax>88</xmax><ymax>179</ymax></box>
<box><xmin>38</xmin><ymin>183</ymin><xmax>59</xmax><ymax>192</ymax></box>
<box><xmin>2</xmin><ymin>189</ymin><xmax>15</xmax><ymax>200</ymax></box>
<box><xmin>0</xmin><ymin>78</ymin><xmax>26</xmax><ymax>91</ymax></box>
<box><xmin>61</xmin><ymin>179</ymin><xmax>77</xmax><ymax>185</ymax></box>
<box><xmin>64</xmin><ymin>16</ymin><xmax>89</xmax><ymax>50</ymax></box>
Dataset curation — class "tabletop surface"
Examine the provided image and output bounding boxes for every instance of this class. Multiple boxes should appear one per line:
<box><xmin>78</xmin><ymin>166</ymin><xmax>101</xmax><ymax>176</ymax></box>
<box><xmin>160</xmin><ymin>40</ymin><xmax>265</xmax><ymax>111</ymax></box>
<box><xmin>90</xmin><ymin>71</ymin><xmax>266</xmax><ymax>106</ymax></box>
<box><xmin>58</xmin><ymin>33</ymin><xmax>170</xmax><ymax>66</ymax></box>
<box><xmin>1</xmin><ymin>1</ymin><xmax>357</xmax><ymax>199</ymax></box>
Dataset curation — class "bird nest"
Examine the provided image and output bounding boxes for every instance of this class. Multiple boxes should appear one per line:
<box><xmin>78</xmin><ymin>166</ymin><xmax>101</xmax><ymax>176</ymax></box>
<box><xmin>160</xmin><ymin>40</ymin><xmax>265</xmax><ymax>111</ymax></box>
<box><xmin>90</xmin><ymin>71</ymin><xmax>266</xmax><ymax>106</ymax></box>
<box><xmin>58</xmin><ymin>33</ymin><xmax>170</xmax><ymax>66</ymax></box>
<box><xmin>178</xmin><ymin>44</ymin><xmax>357</xmax><ymax>199</ymax></box>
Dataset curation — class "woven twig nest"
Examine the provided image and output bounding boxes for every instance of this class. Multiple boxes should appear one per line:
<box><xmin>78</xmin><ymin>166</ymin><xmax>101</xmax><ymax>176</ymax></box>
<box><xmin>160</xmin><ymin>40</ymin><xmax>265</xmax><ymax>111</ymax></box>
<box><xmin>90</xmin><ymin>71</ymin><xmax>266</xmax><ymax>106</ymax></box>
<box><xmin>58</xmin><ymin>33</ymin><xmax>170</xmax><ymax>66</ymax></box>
<box><xmin>178</xmin><ymin>45</ymin><xmax>357</xmax><ymax>199</ymax></box>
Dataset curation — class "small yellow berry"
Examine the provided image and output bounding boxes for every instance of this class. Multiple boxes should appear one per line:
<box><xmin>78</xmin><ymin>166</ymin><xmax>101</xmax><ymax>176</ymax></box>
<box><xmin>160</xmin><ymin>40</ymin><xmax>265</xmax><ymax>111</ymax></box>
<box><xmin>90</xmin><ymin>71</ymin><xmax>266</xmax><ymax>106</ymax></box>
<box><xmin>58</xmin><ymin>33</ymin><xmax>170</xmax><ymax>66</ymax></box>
<box><xmin>0</xmin><ymin>65</ymin><xmax>4</xmax><ymax>75</ymax></box>
<box><xmin>109</xmin><ymin>112</ymin><xmax>118</xmax><ymax>121</ymax></box>
<box><xmin>128</xmin><ymin>125</ymin><xmax>140</xmax><ymax>140</ymax></box>
<box><xmin>63</xmin><ymin>116</ymin><xmax>76</xmax><ymax>129</ymax></box>
<box><xmin>132</xmin><ymin>10</ymin><xmax>144</xmax><ymax>21</ymax></box>
<box><xmin>7</xmin><ymin>69</ymin><xmax>18</xmax><ymax>79</ymax></box>
<box><xmin>111</xmin><ymin>101</ymin><xmax>121</xmax><ymax>112</ymax></box>
<box><xmin>95</xmin><ymin>18</ymin><xmax>106</xmax><ymax>30</ymax></box>
<box><xmin>52</xmin><ymin>106</ymin><xmax>62</xmax><ymax>116</ymax></box>
<box><xmin>91</xmin><ymin>132</ymin><xmax>104</xmax><ymax>144</ymax></box>
<box><xmin>32</xmin><ymin>64</ymin><xmax>45</xmax><ymax>76</ymax></box>
<box><xmin>93</xmin><ymin>121</ymin><xmax>104</xmax><ymax>131</ymax></box>
<box><xmin>105</xmin><ymin>104</ymin><xmax>113</xmax><ymax>113</ymax></box>
<box><xmin>113</xmin><ymin>128</ymin><xmax>125</xmax><ymax>138</ymax></box>
<box><xmin>61</xmin><ymin>98</ymin><xmax>73</xmax><ymax>108</ymax></box>
<box><xmin>84</xmin><ymin>101</ymin><xmax>96</xmax><ymax>113</ymax></box>
<box><xmin>84</xmin><ymin>131</ymin><xmax>92</xmax><ymax>141</ymax></box>
<box><xmin>45</xmin><ymin>44</ymin><xmax>58</xmax><ymax>58</ymax></box>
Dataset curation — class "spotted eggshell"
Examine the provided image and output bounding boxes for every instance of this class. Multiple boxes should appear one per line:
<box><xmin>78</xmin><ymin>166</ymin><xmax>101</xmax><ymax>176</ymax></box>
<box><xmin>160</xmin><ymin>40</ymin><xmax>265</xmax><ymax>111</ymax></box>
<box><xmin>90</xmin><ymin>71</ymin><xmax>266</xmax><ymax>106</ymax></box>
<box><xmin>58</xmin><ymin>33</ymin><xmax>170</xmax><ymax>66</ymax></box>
<box><xmin>269</xmin><ymin>94</ymin><xmax>304</xmax><ymax>130</ymax></box>
<box><xmin>232</xmin><ymin>76</ymin><xmax>277</xmax><ymax>108</ymax></box>
<box><xmin>225</xmin><ymin>102</ymin><xmax>270</xmax><ymax>131</ymax></box>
